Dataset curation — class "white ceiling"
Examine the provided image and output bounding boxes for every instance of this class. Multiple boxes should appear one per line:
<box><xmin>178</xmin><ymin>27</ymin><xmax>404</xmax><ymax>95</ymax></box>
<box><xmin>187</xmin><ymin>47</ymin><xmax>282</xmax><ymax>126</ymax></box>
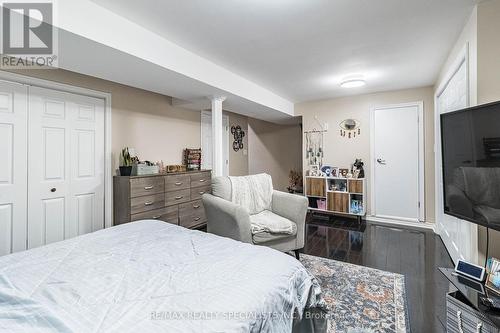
<box><xmin>91</xmin><ymin>0</ymin><xmax>477</xmax><ymax>103</ymax></box>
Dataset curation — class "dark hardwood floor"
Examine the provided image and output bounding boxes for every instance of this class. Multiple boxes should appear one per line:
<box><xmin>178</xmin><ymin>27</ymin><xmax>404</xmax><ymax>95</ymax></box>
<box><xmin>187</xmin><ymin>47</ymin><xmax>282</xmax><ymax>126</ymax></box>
<box><xmin>303</xmin><ymin>214</ymin><xmax>454</xmax><ymax>333</ymax></box>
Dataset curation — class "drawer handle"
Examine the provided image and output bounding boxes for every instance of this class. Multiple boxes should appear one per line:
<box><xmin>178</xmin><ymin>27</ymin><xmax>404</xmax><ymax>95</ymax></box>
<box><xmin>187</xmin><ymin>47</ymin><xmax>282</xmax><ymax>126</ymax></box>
<box><xmin>152</xmin><ymin>214</ymin><xmax>163</xmax><ymax>219</ymax></box>
<box><xmin>194</xmin><ymin>217</ymin><xmax>201</xmax><ymax>221</ymax></box>
<box><xmin>144</xmin><ymin>186</ymin><xmax>154</xmax><ymax>190</ymax></box>
<box><xmin>199</xmin><ymin>179</ymin><xmax>206</xmax><ymax>183</ymax></box>
<box><xmin>175</xmin><ymin>182</ymin><xmax>183</xmax><ymax>186</ymax></box>
<box><xmin>457</xmin><ymin>311</ymin><xmax>464</xmax><ymax>333</ymax></box>
<box><xmin>199</xmin><ymin>191</ymin><xmax>205</xmax><ymax>195</ymax></box>
<box><xmin>175</xmin><ymin>196</ymin><xmax>183</xmax><ymax>200</ymax></box>
<box><xmin>144</xmin><ymin>201</ymin><xmax>154</xmax><ymax>206</ymax></box>
<box><xmin>193</xmin><ymin>205</ymin><xmax>200</xmax><ymax>209</ymax></box>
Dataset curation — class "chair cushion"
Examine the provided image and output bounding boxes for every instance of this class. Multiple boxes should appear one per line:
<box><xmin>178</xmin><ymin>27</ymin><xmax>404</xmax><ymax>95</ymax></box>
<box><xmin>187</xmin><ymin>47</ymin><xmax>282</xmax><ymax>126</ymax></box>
<box><xmin>250</xmin><ymin>210</ymin><xmax>297</xmax><ymax>244</ymax></box>
<box><xmin>211</xmin><ymin>176</ymin><xmax>232</xmax><ymax>201</ymax></box>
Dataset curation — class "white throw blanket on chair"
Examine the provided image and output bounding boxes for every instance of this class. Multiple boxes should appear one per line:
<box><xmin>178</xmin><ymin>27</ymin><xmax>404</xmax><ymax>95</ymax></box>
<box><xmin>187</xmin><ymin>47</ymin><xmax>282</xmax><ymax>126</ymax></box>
<box><xmin>229</xmin><ymin>173</ymin><xmax>294</xmax><ymax>235</ymax></box>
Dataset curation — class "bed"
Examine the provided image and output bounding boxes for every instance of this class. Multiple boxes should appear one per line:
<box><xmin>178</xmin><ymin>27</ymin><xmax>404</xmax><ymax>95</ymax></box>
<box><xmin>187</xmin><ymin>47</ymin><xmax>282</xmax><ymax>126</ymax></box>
<box><xmin>0</xmin><ymin>220</ymin><xmax>323</xmax><ymax>332</ymax></box>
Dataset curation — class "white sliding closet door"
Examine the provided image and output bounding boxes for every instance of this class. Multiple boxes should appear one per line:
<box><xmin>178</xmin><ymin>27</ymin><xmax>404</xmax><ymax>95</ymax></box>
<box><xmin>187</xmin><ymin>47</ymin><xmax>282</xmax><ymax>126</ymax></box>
<box><xmin>0</xmin><ymin>81</ymin><xmax>28</xmax><ymax>255</ymax></box>
<box><xmin>28</xmin><ymin>86</ymin><xmax>105</xmax><ymax>248</ymax></box>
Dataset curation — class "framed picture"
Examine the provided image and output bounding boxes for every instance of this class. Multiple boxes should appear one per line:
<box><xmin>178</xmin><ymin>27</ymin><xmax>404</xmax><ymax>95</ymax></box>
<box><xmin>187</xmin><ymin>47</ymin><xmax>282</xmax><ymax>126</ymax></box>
<box><xmin>321</xmin><ymin>165</ymin><xmax>332</xmax><ymax>177</ymax></box>
<box><xmin>339</xmin><ymin>168</ymin><xmax>349</xmax><ymax>178</ymax></box>
<box><xmin>331</xmin><ymin>167</ymin><xmax>339</xmax><ymax>178</ymax></box>
<box><xmin>486</xmin><ymin>257</ymin><xmax>500</xmax><ymax>295</ymax></box>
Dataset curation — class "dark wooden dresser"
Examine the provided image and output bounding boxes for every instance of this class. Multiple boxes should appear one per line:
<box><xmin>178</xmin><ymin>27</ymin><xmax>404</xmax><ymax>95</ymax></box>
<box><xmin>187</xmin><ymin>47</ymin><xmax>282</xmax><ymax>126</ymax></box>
<box><xmin>113</xmin><ymin>170</ymin><xmax>211</xmax><ymax>229</ymax></box>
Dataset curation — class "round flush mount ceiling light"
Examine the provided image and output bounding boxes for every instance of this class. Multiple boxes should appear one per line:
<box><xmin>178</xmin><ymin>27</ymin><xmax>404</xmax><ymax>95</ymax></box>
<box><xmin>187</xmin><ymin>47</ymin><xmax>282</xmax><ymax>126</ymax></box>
<box><xmin>340</xmin><ymin>76</ymin><xmax>366</xmax><ymax>88</ymax></box>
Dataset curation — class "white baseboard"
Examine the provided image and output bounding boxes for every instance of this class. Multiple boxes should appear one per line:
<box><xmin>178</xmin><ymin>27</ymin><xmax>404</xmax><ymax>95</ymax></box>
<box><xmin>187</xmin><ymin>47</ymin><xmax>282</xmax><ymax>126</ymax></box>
<box><xmin>366</xmin><ymin>215</ymin><xmax>436</xmax><ymax>232</ymax></box>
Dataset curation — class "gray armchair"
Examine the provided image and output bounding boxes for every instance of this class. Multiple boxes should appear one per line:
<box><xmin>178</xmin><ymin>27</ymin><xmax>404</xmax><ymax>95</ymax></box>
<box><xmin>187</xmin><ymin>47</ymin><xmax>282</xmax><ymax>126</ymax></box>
<box><xmin>202</xmin><ymin>176</ymin><xmax>308</xmax><ymax>258</ymax></box>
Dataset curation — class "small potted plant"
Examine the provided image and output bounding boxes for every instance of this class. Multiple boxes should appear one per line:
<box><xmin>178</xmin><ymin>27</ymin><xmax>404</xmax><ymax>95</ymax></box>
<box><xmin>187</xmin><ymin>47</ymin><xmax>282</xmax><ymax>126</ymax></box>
<box><xmin>119</xmin><ymin>147</ymin><xmax>133</xmax><ymax>176</ymax></box>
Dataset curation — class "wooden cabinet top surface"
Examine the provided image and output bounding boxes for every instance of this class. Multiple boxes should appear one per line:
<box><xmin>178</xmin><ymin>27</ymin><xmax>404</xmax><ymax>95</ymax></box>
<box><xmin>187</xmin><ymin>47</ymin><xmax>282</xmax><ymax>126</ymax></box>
<box><xmin>114</xmin><ymin>170</ymin><xmax>211</xmax><ymax>179</ymax></box>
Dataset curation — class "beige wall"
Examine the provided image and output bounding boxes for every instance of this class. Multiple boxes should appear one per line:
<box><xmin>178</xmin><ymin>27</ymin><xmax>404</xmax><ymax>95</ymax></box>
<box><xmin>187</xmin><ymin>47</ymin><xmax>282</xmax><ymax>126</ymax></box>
<box><xmin>226</xmin><ymin>111</ymin><xmax>249</xmax><ymax>176</ymax></box>
<box><xmin>477</xmin><ymin>0</ymin><xmax>500</xmax><ymax>262</ymax></box>
<box><xmin>6</xmin><ymin>69</ymin><xmax>201</xmax><ymax>172</ymax></box>
<box><xmin>295</xmin><ymin>87</ymin><xmax>436</xmax><ymax>222</ymax></box>
<box><xmin>248</xmin><ymin>118</ymin><xmax>302</xmax><ymax>191</ymax></box>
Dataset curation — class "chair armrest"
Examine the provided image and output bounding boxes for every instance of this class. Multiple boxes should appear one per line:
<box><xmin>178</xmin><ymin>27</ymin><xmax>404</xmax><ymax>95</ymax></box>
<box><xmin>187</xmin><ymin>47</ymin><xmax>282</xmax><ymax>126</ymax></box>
<box><xmin>202</xmin><ymin>194</ymin><xmax>253</xmax><ymax>244</ymax></box>
<box><xmin>272</xmin><ymin>190</ymin><xmax>308</xmax><ymax>249</ymax></box>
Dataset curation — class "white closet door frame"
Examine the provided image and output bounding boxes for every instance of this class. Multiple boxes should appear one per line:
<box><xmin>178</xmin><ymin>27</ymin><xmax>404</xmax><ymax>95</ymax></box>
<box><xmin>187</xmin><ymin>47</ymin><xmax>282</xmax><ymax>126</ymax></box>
<box><xmin>0</xmin><ymin>70</ymin><xmax>113</xmax><ymax>229</ymax></box>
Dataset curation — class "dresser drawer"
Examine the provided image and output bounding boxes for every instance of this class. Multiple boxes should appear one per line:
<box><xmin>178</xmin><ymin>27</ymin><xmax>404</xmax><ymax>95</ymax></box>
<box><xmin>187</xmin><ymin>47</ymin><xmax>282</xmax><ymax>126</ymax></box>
<box><xmin>190</xmin><ymin>172</ymin><xmax>211</xmax><ymax>188</ymax></box>
<box><xmin>165</xmin><ymin>189</ymin><xmax>191</xmax><ymax>206</ymax></box>
<box><xmin>179</xmin><ymin>200</ymin><xmax>206</xmax><ymax>228</ymax></box>
<box><xmin>131</xmin><ymin>206</ymin><xmax>178</xmax><ymax>225</ymax></box>
<box><xmin>165</xmin><ymin>174</ymin><xmax>190</xmax><ymax>191</ymax></box>
<box><xmin>130</xmin><ymin>177</ymin><xmax>164</xmax><ymax>198</ymax></box>
<box><xmin>191</xmin><ymin>185</ymin><xmax>211</xmax><ymax>201</ymax></box>
<box><xmin>130</xmin><ymin>193</ymin><xmax>165</xmax><ymax>215</ymax></box>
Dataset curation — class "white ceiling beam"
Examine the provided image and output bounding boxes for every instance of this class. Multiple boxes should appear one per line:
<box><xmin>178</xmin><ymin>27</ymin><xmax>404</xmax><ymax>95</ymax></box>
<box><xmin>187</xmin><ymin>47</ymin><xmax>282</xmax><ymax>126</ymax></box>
<box><xmin>56</xmin><ymin>0</ymin><xmax>294</xmax><ymax>117</ymax></box>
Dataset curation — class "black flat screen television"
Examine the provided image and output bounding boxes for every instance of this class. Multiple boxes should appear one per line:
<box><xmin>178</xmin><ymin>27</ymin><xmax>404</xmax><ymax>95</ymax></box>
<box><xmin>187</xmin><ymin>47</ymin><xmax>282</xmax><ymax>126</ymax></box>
<box><xmin>441</xmin><ymin>101</ymin><xmax>500</xmax><ymax>231</ymax></box>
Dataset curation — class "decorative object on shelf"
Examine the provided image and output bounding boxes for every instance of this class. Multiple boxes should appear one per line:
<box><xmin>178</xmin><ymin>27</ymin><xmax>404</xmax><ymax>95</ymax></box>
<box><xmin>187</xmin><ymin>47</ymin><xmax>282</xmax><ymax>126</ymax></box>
<box><xmin>340</xmin><ymin>119</ymin><xmax>361</xmax><ymax>138</ymax></box>
<box><xmin>321</xmin><ymin>165</ymin><xmax>333</xmax><ymax>177</ymax></box>
<box><xmin>119</xmin><ymin>147</ymin><xmax>133</xmax><ymax>176</ymax></box>
<box><xmin>352</xmin><ymin>158</ymin><xmax>365</xmax><ymax>178</ymax></box>
<box><xmin>339</xmin><ymin>168</ymin><xmax>349</xmax><ymax>178</ymax></box>
<box><xmin>317</xmin><ymin>199</ymin><xmax>326</xmax><ymax>210</ymax></box>
<box><xmin>231</xmin><ymin>125</ymin><xmax>245</xmax><ymax>152</ymax></box>
<box><xmin>183</xmin><ymin>148</ymin><xmax>202</xmax><ymax>171</ymax></box>
<box><xmin>166</xmin><ymin>165</ymin><xmax>187</xmax><ymax>173</ymax></box>
<box><xmin>486</xmin><ymin>257</ymin><xmax>500</xmax><ymax>295</ymax></box>
<box><xmin>331</xmin><ymin>167</ymin><xmax>339</xmax><ymax>178</ymax></box>
<box><xmin>305</xmin><ymin>129</ymin><xmax>326</xmax><ymax>168</ymax></box>
<box><xmin>287</xmin><ymin>169</ymin><xmax>303</xmax><ymax>193</ymax></box>
<box><xmin>308</xmin><ymin>165</ymin><xmax>321</xmax><ymax>176</ymax></box>
<box><xmin>351</xmin><ymin>200</ymin><xmax>363</xmax><ymax>214</ymax></box>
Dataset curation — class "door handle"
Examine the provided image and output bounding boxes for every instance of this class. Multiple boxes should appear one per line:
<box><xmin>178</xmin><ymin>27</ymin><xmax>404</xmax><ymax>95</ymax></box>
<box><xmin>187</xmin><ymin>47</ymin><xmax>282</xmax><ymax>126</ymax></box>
<box><xmin>376</xmin><ymin>158</ymin><xmax>386</xmax><ymax>165</ymax></box>
<box><xmin>50</xmin><ymin>188</ymin><xmax>56</xmax><ymax>193</ymax></box>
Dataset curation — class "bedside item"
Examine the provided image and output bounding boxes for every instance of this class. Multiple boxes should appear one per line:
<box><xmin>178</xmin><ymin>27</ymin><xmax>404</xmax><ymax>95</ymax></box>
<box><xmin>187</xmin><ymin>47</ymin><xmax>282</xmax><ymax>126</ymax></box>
<box><xmin>113</xmin><ymin>170</ymin><xmax>211</xmax><ymax>228</ymax></box>
<box><xmin>455</xmin><ymin>259</ymin><xmax>487</xmax><ymax>282</ymax></box>
<box><xmin>183</xmin><ymin>148</ymin><xmax>202</xmax><ymax>171</ymax></box>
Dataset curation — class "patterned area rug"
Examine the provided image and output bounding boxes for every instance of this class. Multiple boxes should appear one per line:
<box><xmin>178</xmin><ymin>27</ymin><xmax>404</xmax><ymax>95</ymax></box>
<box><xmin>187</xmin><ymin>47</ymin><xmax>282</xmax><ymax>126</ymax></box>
<box><xmin>300</xmin><ymin>254</ymin><xmax>409</xmax><ymax>333</ymax></box>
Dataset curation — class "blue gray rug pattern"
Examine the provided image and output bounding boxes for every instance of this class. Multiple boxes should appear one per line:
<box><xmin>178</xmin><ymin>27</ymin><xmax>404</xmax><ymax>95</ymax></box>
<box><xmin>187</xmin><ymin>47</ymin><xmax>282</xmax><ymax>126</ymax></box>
<box><xmin>300</xmin><ymin>254</ymin><xmax>409</xmax><ymax>333</ymax></box>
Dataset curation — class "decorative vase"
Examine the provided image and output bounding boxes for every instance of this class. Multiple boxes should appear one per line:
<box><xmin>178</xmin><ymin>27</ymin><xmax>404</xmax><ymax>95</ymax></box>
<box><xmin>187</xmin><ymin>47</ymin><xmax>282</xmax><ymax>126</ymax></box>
<box><xmin>119</xmin><ymin>166</ymin><xmax>132</xmax><ymax>176</ymax></box>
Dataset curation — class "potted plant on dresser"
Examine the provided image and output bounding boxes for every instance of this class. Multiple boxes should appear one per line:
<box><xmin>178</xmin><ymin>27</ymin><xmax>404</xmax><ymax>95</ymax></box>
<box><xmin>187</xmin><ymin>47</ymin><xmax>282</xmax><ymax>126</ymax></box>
<box><xmin>119</xmin><ymin>147</ymin><xmax>133</xmax><ymax>176</ymax></box>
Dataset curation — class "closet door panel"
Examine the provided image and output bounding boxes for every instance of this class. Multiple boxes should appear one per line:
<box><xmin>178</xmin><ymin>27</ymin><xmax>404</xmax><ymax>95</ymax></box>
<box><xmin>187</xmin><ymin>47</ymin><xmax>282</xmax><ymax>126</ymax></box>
<box><xmin>28</xmin><ymin>87</ymin><xmax>105</xmax><ymax>248</ymax></box>
<box><xmin>0</xmin><ymin>82</ymin><xmax>27</xmax><ymax>255</ymax></box>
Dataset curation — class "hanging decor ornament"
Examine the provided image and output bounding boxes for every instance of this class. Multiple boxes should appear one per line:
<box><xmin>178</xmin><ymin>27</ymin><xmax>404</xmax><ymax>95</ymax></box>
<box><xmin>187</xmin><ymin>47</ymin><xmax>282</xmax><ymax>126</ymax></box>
<box><xmin>339</xmin><ymin>119</ymin><xmax>361</xmax><ymax>138</ymax></box>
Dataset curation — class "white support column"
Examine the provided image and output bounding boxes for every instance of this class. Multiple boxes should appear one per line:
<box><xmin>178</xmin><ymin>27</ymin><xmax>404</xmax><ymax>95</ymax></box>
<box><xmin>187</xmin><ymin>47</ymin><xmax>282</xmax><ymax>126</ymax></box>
<box><xmin>211</xmin><ymin>96</ymin><xmax>226</xmax><ymax>177</ymax></box>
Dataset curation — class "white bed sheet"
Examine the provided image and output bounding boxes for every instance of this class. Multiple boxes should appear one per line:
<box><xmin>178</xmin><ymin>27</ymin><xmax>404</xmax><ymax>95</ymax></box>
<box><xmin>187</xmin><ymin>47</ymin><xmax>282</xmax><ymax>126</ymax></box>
<box><xmin>0</xmin><ymin>220</ymin><xmax>322</xmax><ymax>332</ymax></box>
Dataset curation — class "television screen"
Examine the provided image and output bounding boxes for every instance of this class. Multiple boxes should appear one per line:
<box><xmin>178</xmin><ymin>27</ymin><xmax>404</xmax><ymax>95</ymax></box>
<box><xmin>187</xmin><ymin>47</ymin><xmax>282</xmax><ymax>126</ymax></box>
<box><xmin>441</xmin><ymin>101</ymin><xmax>500</xmax><ymax>231</ymax></box>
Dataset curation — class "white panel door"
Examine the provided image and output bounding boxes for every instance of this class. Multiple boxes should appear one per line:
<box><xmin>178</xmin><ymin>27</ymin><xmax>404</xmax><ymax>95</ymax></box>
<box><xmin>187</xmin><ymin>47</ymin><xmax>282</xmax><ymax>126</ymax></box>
<box><xmin>200</xmin><ymin>110</ymin><xmax>229</xmax><ymax>176</ymax></box>
<box><xmin>28</xmin><ymin>86</ymin><xmax>105</xmax><ymax>248</ymax></box>
<box><xmin>0</xmin><ymin>81</ymin><xmax>28</xmax><ymax>255</ymax></box>
<box><xmin>373</xmin><ymin>104</ymin><xmax>422</xmax><ymax>222</ymax></box>
<box><xmin>436</xmin><ymin>59</ymin><xmax>473</xmax><ymax>263</ymax></box>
